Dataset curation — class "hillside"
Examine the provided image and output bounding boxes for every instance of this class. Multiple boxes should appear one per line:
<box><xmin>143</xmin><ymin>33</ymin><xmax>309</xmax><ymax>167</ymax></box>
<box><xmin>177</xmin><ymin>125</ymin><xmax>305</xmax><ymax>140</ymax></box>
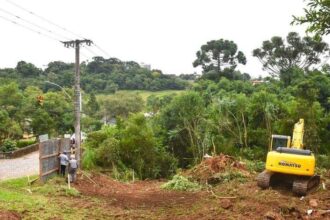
<box><xmin>0</xmin><ymin>57</ymin><xmax>189</xmax><ymax>93</ymax></box>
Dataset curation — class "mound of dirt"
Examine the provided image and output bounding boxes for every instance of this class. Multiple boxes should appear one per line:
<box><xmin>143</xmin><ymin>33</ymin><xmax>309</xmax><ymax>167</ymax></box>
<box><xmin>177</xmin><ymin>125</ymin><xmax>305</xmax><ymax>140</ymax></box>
<box><xmin>185</xmin><ymin>153</ymin><xmax>249</xmax><ymax>184</ymax></box>
<box><xmin>0</xmin><ymin>210</ymin><xmax>21</xmax><ymax>220</ymax></box>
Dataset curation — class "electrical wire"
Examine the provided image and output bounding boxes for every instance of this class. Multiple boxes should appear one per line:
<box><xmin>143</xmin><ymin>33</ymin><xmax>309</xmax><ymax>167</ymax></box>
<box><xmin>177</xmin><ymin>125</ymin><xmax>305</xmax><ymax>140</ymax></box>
<box><xmin>82</xmin><ymin>44</ymin><xmax>98</xmax><ymax>57</ymax></box>
<box><xmin>93</xmin><ymin>43</ymin><xmax>111</xmax><ymax>58</ymax></box>
<box><xmin>0</xmin><ymin>14</ymin><xmax>61</xmax><ymax>42</ymax></box>
<box><xmin>4</xmin><ymin>0</ymin><xmax>113</xmax><ymax>59</ymax></box>
<box><xmin>0</xmin><ymin>7</ymin><xmax>72</xmax><ymax>41</ymax></box>
<box><xmin>6</xmin><ymin>0</ymin><xmax>86</xmax><ymax>39</ymax></box>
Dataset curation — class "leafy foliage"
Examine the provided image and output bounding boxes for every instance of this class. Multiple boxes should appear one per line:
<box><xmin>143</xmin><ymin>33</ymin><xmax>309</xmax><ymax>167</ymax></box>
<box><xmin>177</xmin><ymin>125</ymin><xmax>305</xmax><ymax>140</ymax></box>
<box><xmin>161</xmin><ymin>175</ymin><xmax>201</xmax><ymax>191</ymax></box>
<box><xmin>0</xmin><ymin>139</ymin><xmax>17</xmax><ymax>152</ymax></box>
<box><xmin>98</xmin><ymin>93</ymin><xmax>144</xmax><ymax>119</ymax></box>
<box><xmin>292</xmin><ymin>0</ymin><xmax>330</xmax><ymax>35</ymax></box>
<box><xmin>83</xmin><ymin>114</ymin><xmax>177</xmax><ymax>179</ymax></box>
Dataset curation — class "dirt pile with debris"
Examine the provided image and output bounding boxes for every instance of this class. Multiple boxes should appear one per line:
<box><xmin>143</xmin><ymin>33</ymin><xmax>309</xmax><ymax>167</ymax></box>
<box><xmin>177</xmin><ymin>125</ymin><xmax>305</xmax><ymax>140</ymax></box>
<box><xmin>185</xmin><ymin>153</ymin><xmax>250</xmax><ymax>184</ymax></box>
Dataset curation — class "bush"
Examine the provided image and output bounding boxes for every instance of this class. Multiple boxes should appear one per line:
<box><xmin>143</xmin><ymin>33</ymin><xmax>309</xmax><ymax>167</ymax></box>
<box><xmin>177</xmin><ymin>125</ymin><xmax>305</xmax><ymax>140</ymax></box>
<box><xmin>239</xmin><ymin>147</ymin><xmax>267</xmax><ymax>161</ymax></box>
<box><xmin>317</xmin><ymin>154</ymin><xmax>330</xmax><ymax>169</ymax></box>
<box><xmin>0</xmin><ymin>139</ymin><xmax>17</xmax><ymax>152</ymax></box>
<box><xmin>16</xmin><ymin>139</ymin><xmax>36</xmax><ymax>149</ymax></box>
<box><xmin>82</xmin><ymin>147</ymin><xmax>97</xmax><ymax>169</ymax></box>
<box><xmin>82</xmin><ymin>114</ymin><xmax>177</xmax><ymax>179</ymax></box>
<box><xmin>95</xmin><ymin>138</ymin><xmax>121</xmax><ymax>167</ymax></box>
<box><xmin>161</xmin><ymin>175</ymin><xmax>201</xmax><ymax>191</ymax></box>
<box><xmin>245</xmin><ymin>160</ymin><xmax>265</xmax><ymax>173</ymax></box>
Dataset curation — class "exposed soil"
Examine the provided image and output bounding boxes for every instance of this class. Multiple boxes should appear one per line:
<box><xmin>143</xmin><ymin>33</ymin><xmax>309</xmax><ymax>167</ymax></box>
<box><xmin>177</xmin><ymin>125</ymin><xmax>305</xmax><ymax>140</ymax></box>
<box><xmin>0</xmin><ymin>210</ymin><xmax>21</xmax><ymax>220</ymax></box>
<box><xmin>71</xmin><ymin>172</ymin><xmax>330</xmax><ymax>220</ymax></box>
<box><xmin>74</xmin><ymin>173</ymin><xmax>204</xmax><ymax>209</ymax></box>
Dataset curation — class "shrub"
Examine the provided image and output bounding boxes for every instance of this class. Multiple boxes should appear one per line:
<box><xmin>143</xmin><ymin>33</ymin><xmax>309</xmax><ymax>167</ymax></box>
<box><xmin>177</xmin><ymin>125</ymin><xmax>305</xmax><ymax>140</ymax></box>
<box><xmin>239</xmin><ymin>147</ymin><xmax>267</xmax><ymax>161</ymax></box>
<box><xmin>82</xmin><ymin>114</ymin><xmax>177</xmax><ymax>179</ymax></box>
<box><xmin>245</xmin><ymin>160</ymin><xmax>265</xmax><ymax>173</ymax></box>
<box><xmin>161</xmin><ymin>175</ymin><xmax>201</xmax><ymax>191</ymax></box>
<box><xmin>0</xmin><ymin>139</ymin><xmax>17</xmax><ymax>152</ymax></box>
<box><xmin>95</xmin><ymin>138</ymin><xmax>121</xmax><ymax>167</ymax></box>
<box><xmin>16</xmin><ymin>139</ymin><xmax>36</xmax><ymax>149</ymax></box>
<box><xmin>82</xmin><ymin>147</ymin><xmax>97</xmax><ymax>169</ymax></box>
<box><xmin>317</xmin><ymin>154</ymin><xmax>330</xmax><ymax>169</ymax></box>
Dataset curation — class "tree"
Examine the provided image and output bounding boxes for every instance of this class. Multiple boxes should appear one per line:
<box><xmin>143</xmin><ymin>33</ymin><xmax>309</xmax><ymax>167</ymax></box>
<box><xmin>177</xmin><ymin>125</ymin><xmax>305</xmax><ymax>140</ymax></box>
<box><xmin>253</xmin><ymin>32</ymin><xmax>329</xmax><ymax>85</ymax></box>
<box><xmin>0</xmin><ymin>83</ymin><xmax>24</xmax><ymax>121</ymax></box>
<box><xmin>86</xmin><ymin>93</ymin><xmax>100</xmax><ymax>117</ymax></box>
<box><xmin>45</xmin><ymin>61</ymin><xmax>74</xmax><ymax>74</ymax></box>
<box><xmin>193</xmin><ymin>39</ymin><xmax>246</xmax><ymax>80</ymax></box>
<box><xmin>292</xmin><ymin>0</ymin><xmax>330</xmax><ymax>36</ymax></box>
<box><xmin>16</xmin><ymin>61</ymin><xmax>42</xmax><ymax>77</ymax></box>
<box><xmin>31</xmin><ymin>108</ymin><xmax>55</xmax><ymax>137</ymax></box>
<box><xmin>211</xmin><ymin>93</ymin><xmax>249</xmax><ymax>148</ymax></box>
<box><xmin>248</xmin><ymin>90</ymin><xmax>280</xmax><ymax>149</ymax></box>
<box><xmin>99</xmin><ymin>93</ymin><xmax>144</xmax><ymax>120</ymax></box>
<box><xmin>158</xmin><ymin>92</ymin><xmax>206</xmax><ymax>166</ymax></box>
<box><xmin>0</xmin><ymin>110</ymin><xmax>22</xmax><ymax>145</ymax></box>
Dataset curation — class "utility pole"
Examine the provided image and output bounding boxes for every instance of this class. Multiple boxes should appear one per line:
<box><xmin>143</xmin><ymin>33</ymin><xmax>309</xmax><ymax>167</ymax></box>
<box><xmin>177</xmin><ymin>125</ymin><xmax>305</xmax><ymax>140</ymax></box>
<box><xmin>62</xmin><ymin>39</ymin><xmax>92</xmax><ymax>164</ymax></box>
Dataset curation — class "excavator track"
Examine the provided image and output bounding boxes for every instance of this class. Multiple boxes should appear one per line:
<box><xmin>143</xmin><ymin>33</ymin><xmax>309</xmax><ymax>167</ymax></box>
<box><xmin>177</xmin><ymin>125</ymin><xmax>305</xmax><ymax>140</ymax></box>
<box><xmin>257</xmin><ymin>170</ymin><xmax>273</xmax><ymax>189</ymax></box>
<box><xmin>292</xmin><ymin>175</ymin><xmax>320</xmax><ymax>196</ymax></box>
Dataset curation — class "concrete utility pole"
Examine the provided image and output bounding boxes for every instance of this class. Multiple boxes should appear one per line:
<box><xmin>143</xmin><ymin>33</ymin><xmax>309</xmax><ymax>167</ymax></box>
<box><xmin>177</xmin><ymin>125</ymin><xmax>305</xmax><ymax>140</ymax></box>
<box><xmin>62</xmin><ymin>39</ymin><xmax>92</xmax><ymax>164</ymax></box>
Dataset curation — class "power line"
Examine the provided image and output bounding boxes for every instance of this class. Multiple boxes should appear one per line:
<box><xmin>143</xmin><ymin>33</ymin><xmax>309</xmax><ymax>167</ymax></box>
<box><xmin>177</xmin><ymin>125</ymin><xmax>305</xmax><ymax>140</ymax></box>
<box><xmin>0</xmin><ymin>7</ymin><xmax>72</xmax><ymax>41</ymax></box>
<box><xmin>93</xmin><ymin>43</ymin><xmax>111</xmax><ymax>58</ymax></box>
<box><xmin>6</xmin><ymin>0</ymin><xmax>86</xmax><ymax>39</ymax></box>
<box><xmin>0</xmin><ymin>14</ymin><xmax>61</xmax><ymax>42</ymax></box>
<box><xmin>4</xmin><ymin>0</ymin><xmax>113</xmax><ymax>59</ymax></box>
<box><xmin>82</xmin><ymin>44</ymin><xmax>98</xmax><ymax>57</ymax></box>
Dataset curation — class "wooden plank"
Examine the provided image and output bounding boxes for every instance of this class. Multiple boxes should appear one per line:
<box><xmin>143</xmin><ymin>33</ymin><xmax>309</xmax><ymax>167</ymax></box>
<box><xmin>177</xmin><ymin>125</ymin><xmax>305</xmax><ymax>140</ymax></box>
<box><xmin>40</xmin><ymin>152</ymin><xmax>58</xmax><ymax>159</ymax></box>
<box><xmin>41</xmin><ymin>167</ymin><xmax>59</xmax><ymax>177</ymax></box>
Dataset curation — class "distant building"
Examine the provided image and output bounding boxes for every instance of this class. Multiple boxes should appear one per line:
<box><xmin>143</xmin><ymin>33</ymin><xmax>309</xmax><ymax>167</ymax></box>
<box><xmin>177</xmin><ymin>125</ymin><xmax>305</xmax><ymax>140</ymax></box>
<box><xmin>140</xmin><ymin>62</ymin><xmax>151</xmax><ymax>70</ymax></box>
<box><xmin>251</xmin><ymin>79</ymin><xmax>264</xmax><ymax>86</ymax></box>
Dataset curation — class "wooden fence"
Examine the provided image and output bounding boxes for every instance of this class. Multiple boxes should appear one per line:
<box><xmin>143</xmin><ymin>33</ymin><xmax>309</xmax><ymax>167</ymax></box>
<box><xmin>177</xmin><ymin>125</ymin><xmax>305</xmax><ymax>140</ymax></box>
<box><xmin>39</xmin><ymin>138</ymin><xmax>70</xmax><ymax>182</ymax></box>
<box><xmin>0</xmin><ymin>143</ymin><xmax>39</xmax><ymax>159</ymax></box>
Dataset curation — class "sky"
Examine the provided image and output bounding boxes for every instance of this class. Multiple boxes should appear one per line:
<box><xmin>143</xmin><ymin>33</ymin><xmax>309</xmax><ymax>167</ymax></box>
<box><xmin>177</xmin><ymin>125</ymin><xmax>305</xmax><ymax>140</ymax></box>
<box><xmin>0</xmin><ymin>0</ymin><xmax>310</xmax><ymax>78</ymax></box>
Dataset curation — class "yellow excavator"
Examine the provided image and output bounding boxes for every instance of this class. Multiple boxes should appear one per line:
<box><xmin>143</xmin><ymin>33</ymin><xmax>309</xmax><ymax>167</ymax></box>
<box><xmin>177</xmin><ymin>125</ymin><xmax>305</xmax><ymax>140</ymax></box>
<box><xmin>257</xmin><ymin>119</ymin><xmax>320</xmax><ymax>195</ymax></box>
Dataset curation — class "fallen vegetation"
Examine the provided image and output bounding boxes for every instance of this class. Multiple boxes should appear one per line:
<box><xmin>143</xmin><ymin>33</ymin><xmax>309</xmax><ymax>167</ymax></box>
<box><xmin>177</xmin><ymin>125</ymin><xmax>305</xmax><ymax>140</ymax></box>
<box><xmin>184</xmin><ymin>154</ymin><xmax>250</xmax><ymax>184</ymax></box>
<box><xmin>161</xmin><ymin>174</ymin><xmax>201</xmax><ymax>191</ymax></box>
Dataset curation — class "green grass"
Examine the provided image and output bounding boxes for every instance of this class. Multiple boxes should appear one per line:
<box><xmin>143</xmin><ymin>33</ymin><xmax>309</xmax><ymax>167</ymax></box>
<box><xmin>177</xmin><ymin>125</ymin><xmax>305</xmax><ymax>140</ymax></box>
<box><xmin>0</xmin><ymin>176</ymin><xmax>85</xmax><ymax>219</ymax></box>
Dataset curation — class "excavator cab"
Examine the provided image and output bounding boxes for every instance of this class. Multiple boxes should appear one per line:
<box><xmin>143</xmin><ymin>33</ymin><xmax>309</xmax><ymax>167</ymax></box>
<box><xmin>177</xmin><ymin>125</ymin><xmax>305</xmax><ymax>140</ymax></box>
<box><xmin>270</xmin><ymin>135</ymin><xmax>291</xmax><ymax>151</ymax></box>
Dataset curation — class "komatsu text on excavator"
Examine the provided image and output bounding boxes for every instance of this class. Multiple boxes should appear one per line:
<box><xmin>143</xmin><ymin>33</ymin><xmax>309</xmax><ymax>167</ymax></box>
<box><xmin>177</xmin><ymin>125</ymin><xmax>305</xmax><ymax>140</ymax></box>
<box><xmin>257</xmin><ymin>119</ymin><xmax>320</xmax><ymax>195</ymax></box>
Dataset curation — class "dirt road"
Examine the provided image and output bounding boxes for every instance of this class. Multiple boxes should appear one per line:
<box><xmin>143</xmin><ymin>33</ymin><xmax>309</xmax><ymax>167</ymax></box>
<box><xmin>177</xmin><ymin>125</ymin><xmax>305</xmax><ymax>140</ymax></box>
<box><xmin>0</xmin><ymin>151</ymin><xmax>39</xmax><ymax>180</ymax></box>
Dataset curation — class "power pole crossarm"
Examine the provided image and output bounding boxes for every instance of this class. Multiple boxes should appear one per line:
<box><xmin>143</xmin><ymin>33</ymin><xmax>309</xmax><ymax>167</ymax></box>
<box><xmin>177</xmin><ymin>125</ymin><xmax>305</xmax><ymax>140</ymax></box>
<box><xmin>62</xmin><ymin>39</ymin><xmax>93</xmax><ymax>166</ymax></box>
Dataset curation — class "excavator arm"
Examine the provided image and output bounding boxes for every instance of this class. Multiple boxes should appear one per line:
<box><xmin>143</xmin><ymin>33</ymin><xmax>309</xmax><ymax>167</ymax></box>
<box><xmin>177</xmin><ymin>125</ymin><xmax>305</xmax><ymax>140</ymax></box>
<box><xmin>291</xmin><ymin>119</ymin><xmax>304</xmax><ymax>149</ymax></box>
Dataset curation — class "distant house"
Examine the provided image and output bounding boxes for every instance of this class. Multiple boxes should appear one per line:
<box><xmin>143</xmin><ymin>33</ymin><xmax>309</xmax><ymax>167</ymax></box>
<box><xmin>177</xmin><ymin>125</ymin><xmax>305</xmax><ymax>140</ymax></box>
<box><xmin>251</xmin><ymin>79</ymin><xmax>264</xmax><ymax>86</ymax></box>
<box><xmin>140</xmin><ymin>62</ymin><xmax>151</xmax><ymax>70</ymax></box>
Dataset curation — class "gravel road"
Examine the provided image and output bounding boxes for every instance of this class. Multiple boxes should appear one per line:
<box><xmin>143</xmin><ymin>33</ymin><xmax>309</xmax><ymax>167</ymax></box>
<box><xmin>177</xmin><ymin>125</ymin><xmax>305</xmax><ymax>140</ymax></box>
<box><xmin>0</xmin><ymin>151</ymin><xmax>39</xmax><ymax>180</ymax></box>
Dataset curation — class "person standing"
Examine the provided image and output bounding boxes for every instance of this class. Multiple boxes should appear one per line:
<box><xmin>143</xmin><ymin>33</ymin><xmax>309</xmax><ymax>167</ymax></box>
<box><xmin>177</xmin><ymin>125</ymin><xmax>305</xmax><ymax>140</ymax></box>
<box><xmin>69</xmin><ymin>154</ymin><xmax>78</xmax><ymax>183</ymax></box>
<box><xmin>58</xmin><ymin>152</ymin><xmax>69</xmax><ymax>177</ymax></box>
